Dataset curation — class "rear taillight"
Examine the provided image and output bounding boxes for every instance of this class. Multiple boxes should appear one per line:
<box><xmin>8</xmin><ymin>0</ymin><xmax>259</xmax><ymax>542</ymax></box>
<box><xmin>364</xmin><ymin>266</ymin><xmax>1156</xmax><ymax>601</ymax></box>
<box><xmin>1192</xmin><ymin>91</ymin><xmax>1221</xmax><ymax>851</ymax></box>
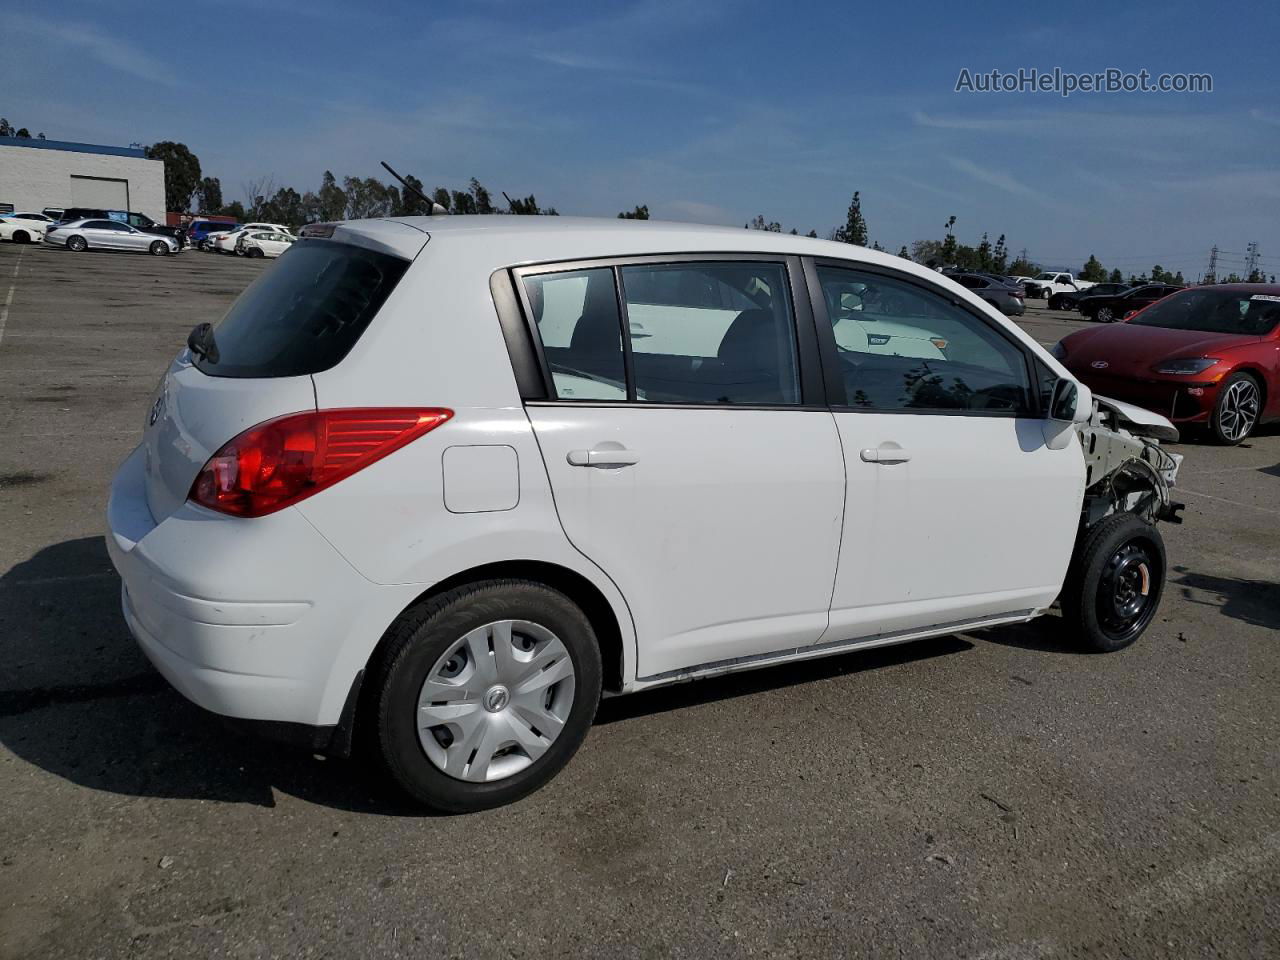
<box><xmin>190</xmin><ymin>407</ymin><xmax>452</xmax><ymax>517</ymax></box>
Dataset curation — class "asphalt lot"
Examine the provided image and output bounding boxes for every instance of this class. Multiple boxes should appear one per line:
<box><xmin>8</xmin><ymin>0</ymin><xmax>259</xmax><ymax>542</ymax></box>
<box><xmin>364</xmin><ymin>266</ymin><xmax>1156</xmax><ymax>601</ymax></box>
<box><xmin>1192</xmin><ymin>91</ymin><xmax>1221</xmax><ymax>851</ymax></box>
<box><xmin>1</xmin><ymin>240</ymin><xmax>1277</xmax><ymax>959</ymax></box>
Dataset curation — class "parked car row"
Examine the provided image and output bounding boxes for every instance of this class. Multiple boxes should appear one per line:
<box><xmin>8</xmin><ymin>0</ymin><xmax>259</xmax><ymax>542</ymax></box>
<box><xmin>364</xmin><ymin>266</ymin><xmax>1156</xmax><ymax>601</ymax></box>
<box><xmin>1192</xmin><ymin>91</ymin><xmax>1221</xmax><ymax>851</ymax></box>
<box><xmin>2</xmin><ymin>210</ymin><xmax>299</xmax><ymax>261</ymax></box>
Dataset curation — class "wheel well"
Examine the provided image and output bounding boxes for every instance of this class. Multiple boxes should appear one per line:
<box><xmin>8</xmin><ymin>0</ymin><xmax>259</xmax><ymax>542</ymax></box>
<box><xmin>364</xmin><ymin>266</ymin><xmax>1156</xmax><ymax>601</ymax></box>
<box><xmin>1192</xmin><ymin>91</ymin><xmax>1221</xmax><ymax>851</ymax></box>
<box><xmin>375</xmin><ymin>560</ymin><xmax>627</xmax><ymax>693</ymax></box>
<box><xmin>1234</xmin><ymin>367</ymin><xmax>1267</xmax><ymax>409</ymax></box>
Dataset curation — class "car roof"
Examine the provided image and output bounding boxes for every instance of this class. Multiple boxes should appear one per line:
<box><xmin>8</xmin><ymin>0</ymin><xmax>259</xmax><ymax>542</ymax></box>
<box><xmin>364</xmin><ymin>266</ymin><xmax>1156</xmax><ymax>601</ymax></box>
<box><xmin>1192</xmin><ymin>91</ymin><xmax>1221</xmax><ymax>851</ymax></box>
<box><xmin>330</xmin><ymin>214</ymin><xmax>924</xmax><ymax>270</ymax></box>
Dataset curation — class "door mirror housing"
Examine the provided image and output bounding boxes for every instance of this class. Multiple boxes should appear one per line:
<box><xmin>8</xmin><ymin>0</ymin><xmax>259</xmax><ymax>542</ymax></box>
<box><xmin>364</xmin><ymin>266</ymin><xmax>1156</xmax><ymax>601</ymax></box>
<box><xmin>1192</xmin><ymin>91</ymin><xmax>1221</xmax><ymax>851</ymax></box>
<box><xmin>1050</xmin><ymin>378</ymin><xmax>1093</xmax><ymax>423</ymax></box>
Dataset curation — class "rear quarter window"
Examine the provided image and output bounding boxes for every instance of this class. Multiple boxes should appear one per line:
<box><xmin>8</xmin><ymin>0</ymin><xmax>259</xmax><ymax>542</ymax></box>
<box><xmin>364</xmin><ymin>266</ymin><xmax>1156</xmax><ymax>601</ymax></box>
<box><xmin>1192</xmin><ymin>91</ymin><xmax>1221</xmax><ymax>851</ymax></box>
<box><xmin>194</xmin><ymin>240</ymin><xmax>409</xmax><ymax>378</ymax></box>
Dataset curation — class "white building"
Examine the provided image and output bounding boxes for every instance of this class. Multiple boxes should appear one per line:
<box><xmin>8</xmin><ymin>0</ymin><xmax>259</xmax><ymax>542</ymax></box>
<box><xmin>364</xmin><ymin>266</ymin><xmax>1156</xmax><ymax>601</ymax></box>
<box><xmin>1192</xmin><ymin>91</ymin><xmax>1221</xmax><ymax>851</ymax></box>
<box><xmin>0</xmin><ymin>136</ymin><xmax>166</xmax><ymax>219</ymax></box>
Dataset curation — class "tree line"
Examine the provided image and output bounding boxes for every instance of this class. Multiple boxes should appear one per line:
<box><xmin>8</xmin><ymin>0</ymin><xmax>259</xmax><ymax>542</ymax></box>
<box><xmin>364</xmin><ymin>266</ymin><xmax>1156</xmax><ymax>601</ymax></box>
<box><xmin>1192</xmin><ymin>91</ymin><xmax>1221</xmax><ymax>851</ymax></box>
<box><xmin>130</xmin><ymin>140</ymin><xmax>1273</xmax><ymax>283</ymax></box>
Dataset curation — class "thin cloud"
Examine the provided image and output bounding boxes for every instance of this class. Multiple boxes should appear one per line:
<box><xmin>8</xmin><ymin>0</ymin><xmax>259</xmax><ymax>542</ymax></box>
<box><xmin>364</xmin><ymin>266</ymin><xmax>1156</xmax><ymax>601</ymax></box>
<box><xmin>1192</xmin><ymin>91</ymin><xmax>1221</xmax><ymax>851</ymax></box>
<box><xmin>3</xmin><ymin>13</ymin><xmax>174</xmax><ymax>85</ymax></box>
<box><xmin>946</xmin><ymin>157</ymin><xmax>1039</xmax><ymax>199</ymax></box>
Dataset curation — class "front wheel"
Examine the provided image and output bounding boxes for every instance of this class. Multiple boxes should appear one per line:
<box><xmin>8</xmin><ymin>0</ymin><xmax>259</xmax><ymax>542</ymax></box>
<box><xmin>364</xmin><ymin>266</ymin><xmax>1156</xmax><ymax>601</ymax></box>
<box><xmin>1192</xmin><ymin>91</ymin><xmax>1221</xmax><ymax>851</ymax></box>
<box><xmin>1049</xmin><ymin>295</ymin><xmax>1067</xmax><ymax>310</ymax></box>
<box><xmin>1060</xmin><ymin>513</ymin><xmax>1166</xmax><ymax>652</ymax></box>
<box><xmin>367</xmin><ymin>580</ymin><xmax>603</xmax><ymax>813</ymax></box>
<box><xmin>149</xmin><ymin>240</ymin><xmax>169</xmax><ymax>256</ymax></box>
<box><xmin>1096</xmin><ymin>306</ymin><xmax>1114</xmax><ymax>323</ymax></box>
<box><xmin>246</xmin><ymin>246</ymin><xmax>265</xmax><ymax>258</ymax></box>
<box><xmin>1209</xmin><ymin>372</ymin><xmax>1261</xmax><ymax>445</ymax></box>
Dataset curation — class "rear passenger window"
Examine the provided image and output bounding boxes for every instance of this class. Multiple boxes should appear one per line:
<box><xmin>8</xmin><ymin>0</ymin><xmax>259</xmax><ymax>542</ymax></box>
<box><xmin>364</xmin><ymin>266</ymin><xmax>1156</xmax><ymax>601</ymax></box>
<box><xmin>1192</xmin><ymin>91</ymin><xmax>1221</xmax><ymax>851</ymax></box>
<box><xmin>522</xmin><ymin>268</ymin><xmax>627</xmax><ymax>400</ymax></box>
<box><xmin>818</xmin><ymin>266</ymin><xmax>1032</xmax><ymax>415</ymax></box>
<box><xmin>195</xmin><ymin>241</ymin><xmax>409</xmax><ymax>378</ymax></box>
<box><xmin>620</xmin><ymin>262</ymin><xmax>799</xmax><ymax>404</ymax></box>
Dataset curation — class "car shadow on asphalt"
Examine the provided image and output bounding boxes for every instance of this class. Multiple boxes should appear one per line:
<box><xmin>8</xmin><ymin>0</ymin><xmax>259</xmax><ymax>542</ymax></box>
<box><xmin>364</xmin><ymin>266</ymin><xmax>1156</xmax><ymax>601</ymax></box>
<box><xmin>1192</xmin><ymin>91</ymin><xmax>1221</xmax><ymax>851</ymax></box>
<box><xmin>0</xmin><ymin>537</ymin><xmax>425</xmax><ymax>816</ymax></box>
<box><xmin>1171</xmin><ymin>565</ymin><xmax>1280</xmax><ymax>632</ymax></box>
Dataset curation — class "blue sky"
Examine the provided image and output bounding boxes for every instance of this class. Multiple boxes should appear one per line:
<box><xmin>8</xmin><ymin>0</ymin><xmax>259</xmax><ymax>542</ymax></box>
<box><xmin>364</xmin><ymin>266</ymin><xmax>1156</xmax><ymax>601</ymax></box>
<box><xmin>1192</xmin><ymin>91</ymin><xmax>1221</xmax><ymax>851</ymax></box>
<box><xmin>4</xmin><ymin>0</ymin><xmax>1279</xmax><ymax>277</ymax></box>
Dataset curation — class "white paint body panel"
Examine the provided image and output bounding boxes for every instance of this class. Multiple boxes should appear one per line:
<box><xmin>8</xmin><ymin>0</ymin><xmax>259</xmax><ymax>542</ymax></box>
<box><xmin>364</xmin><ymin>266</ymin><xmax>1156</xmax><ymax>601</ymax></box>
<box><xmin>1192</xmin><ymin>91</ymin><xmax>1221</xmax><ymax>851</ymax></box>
<box><xmin>826</xmin><ymin>414</ymin><xmax>1085</xmax><ymax>640</ymax></box>
<box><xmin>525</xmin><ymin>406</ymin><xmax>845</xmax><ymax>678</ymax></box>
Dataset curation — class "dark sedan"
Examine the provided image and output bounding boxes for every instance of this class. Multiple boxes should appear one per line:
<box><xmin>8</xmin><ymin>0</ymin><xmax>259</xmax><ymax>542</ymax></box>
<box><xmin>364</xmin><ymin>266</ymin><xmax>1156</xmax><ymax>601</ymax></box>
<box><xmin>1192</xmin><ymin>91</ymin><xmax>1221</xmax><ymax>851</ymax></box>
<box><xmin>1053</xmin><ymin>284</ymin><xmax>1280</xmax><ymax>443</ymax></box>
<box><xmin>1079</xmin><ymin>283</ymin><xmax>1183</xmax><ymax>322</ymax></box>
<box><xmin>946</xmin><ymin>272</ymin><xmax>1026</xmax><ymax>316</ymax></box>
<box><xmin>1048</xmin><ymin>282</ymin><xmax>1129</xmax><ymax>311</ymax></box>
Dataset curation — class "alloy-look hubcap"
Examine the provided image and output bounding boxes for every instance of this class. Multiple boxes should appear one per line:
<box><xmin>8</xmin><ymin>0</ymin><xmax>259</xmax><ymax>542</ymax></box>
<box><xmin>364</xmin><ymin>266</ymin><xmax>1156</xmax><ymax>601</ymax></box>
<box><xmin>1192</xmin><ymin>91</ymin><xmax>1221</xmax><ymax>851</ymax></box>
<box><xmin>417</xmin><ymin>620</ymin><xmax>576</xmax><ymax>783</ymax></box>
<box><xmin>1219</xmin><ymin>380</ymin><xmax>1259</xmax><ymax>442</ymax></box>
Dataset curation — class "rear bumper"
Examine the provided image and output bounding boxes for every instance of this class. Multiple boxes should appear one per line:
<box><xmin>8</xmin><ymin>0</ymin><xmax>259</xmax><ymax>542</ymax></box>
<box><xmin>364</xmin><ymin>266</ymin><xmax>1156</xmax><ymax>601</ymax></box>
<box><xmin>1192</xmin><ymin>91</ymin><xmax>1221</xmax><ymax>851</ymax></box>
<box><xmin>106</xmin><ymin>444</ymin><xmax>405</xmax><ymax>729</ymax></box>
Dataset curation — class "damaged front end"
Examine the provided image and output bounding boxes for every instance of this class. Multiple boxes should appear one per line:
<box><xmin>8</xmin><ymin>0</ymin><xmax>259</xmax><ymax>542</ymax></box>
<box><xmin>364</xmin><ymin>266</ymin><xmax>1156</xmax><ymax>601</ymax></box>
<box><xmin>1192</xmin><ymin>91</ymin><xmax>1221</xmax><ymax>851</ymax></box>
<box><xmin>1077</xmin><ymin>395</ymin><xmax>1185</xmax><ymax>527</ymax></box>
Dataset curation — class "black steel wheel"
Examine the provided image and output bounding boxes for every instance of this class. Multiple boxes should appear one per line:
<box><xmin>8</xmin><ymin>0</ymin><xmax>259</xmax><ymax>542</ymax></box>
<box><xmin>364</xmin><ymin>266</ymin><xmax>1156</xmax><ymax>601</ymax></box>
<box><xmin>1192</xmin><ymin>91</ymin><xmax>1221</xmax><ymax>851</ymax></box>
<box><xmin>1060</xmin><ymin>513</ymin><xmax>1166</xmax><ymax>652</ymax></box>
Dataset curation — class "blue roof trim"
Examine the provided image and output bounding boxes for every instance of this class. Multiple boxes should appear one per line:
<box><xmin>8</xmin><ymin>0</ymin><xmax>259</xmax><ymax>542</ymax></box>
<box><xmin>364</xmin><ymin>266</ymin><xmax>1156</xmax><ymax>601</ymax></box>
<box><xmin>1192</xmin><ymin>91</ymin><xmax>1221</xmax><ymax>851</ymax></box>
<box><xmin>0</xmin><ymin>136</ymin><xmax>148</xmax><ymax>158</ymax></box>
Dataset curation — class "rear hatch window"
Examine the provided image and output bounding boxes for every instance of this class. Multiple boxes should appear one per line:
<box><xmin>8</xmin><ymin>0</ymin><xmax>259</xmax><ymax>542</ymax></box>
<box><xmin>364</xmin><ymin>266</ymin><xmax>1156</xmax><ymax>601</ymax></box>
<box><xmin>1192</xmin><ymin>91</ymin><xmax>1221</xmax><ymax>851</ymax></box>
<box><xmin>194</xmin><ymin>239</ymin><xmax>410</xmax><ymax>378</ymax></box>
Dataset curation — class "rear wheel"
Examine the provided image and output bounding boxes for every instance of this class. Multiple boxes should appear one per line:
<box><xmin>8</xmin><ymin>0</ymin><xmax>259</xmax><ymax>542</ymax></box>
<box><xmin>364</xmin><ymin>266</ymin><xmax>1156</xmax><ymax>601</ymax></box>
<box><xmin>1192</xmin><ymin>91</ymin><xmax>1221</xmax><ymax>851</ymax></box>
<box><xmin>1209</xmin><ymin>372</ymin><xmax>1261</xmax><ymax>445</ymax></box>
<box><xmin>149</xmin><ymin>240</ymin><xmax>169</xmax><ymax>256</ymax></box>
<box><xmin>246</xmin><ymin>246</ymin><xmax>265</xmax><ymax>259</ymax></box>
<box><xmin>368</xmin><ymin>580</ymin><xmax>602</xmax><ymax>812</ymax></box>
<box><xmin>67</xmin><ymin>235</ymin><xmax>87</xmax><ymax>252</ymax></box>
<box><xmin>1049</xmin><ymin>294</ymin><xmax>1067</xmax><ymax>310</ymax></box>
<box><xmin>1060</xmin><ymin>513</ymin><xmax>1166</xmax><ymax>652</ymax></box>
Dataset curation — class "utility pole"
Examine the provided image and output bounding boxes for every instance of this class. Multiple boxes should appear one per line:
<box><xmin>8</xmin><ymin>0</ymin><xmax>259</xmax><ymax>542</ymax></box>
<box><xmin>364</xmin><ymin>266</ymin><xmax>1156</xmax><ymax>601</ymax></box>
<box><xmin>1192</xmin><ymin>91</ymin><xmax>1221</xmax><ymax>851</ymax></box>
<box><xmin>1245</xmin><ymin>241</ymin><xmax>1260</xmax><ymax>281</ymax></box>
<box><xmin>1206</xmin><ymin>244</ymin><xmax>1218</xmax><ymax>284</ymax></box>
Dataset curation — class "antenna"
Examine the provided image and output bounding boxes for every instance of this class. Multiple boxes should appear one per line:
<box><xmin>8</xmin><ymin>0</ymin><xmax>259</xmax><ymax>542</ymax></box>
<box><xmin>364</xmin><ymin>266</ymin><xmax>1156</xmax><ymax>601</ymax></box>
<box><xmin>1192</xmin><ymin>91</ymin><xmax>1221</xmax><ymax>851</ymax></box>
<box><xmin>380</xmin><ymin>161</ymin><xmax>447</xmax><ymax>215</ymax></box>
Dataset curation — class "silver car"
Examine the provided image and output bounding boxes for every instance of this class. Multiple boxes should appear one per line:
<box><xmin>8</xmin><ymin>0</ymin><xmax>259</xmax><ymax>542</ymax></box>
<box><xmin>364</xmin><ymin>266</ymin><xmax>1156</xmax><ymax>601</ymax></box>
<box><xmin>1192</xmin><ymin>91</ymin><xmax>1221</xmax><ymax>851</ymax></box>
<box><xmin>44</xmin><ymin>218</ymin><xmax>179</xmax><ymax>256</ymax></box>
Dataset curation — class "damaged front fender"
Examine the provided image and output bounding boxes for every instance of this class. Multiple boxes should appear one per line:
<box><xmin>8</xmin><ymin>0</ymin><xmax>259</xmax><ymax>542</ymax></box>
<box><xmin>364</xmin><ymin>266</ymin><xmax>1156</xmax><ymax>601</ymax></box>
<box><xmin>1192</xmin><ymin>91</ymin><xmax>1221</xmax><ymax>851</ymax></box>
<box><xmin>1077</xmin><ymin>394</ymin><xmax>1183</xmax><ymax>526</ymax></box>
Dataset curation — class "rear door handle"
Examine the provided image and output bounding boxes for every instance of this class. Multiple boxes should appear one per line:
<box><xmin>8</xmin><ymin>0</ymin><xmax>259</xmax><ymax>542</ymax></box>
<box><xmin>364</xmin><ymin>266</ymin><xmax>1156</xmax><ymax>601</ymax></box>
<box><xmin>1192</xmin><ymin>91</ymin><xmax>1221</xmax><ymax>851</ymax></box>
<box><xmin>860</xmin><ymin>446</ymin><xmax>911</xmax><ymax>464</ymax></box>
<box><xmin>567</xmin><ymin>448</ymin><xmax>639</xmax><ymax>468</ymax></box>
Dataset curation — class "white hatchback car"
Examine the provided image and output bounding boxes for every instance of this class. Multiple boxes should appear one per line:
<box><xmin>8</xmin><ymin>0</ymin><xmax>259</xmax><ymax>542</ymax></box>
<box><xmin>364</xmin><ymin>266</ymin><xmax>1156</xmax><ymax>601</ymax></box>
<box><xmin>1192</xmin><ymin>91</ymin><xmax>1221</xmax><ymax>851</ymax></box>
<box><xmin>107</xmin><ymin>217</ymin><xmax>1184</xmax><ymax>812</ymax></box>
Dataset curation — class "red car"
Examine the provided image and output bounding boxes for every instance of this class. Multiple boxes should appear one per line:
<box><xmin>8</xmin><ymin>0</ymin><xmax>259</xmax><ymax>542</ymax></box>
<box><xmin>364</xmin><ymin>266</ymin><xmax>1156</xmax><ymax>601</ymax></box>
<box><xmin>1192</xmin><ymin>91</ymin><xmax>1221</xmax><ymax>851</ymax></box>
<box><xmin>1053</xmin><ymin>284</ymin><xmax>1280</xmax><ymax>444</ymax></box>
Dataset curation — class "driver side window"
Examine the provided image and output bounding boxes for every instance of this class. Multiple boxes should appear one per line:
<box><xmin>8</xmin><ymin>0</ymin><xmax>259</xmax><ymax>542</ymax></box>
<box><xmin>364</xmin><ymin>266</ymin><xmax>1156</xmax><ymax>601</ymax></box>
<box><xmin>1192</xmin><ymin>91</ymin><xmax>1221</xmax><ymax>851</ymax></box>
<box><xmin>818</xmin><ymin>266</ymin><xmax>1034</xmax><ymax>415</ymax></box>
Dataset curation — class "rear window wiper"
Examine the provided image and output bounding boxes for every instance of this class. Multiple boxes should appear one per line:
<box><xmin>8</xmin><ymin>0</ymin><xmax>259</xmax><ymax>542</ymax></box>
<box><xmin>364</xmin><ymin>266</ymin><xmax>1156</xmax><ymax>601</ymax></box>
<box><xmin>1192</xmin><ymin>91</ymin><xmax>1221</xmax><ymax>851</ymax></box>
<box><xmin>187</xmin><ymin>322</ymin><xmax>220</xmax><ymax>364</ymax></box>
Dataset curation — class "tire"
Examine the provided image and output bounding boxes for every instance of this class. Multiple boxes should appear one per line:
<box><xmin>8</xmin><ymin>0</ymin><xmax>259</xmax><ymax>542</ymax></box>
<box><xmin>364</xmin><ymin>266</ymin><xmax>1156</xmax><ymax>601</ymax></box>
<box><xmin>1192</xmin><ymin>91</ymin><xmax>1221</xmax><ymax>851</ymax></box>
<box><xmin>246</xmin><ymin>247</ymin><xmax>264</xmax><ymax>259</ymax></box>
<box><xmin>67</xmin><ymin>235</ymin><xmax>87</xmax><ymax>252</ymax></box>
<box><xmin>1060</xmin><ymin>513</ymin><xmax>1166</xmax><ymax>653</ymax></box>
<box><xmin>1096</xmin><ymin>306</ymin><xmax>1114</xmax><ymax>323</ymax></box>
<box><xmin>367</xmin><ymin>580</ymin><xmax>603</xmax><ymax>813</ymax></box>
<box><xmin>149</xmin><ymin>240</ymin><xmax>169</xmax><ymax>256</ymax></box>
<box><xmin>1049</xmin><ymin>295</ymin><xmax>1069</xmax><ymax>310</ymax></box>
<box><xmin>12</xmin><ymin>230</ymin><xmax>30</xmax><ymax>244</ymax></box>
<box><xmin>1209</xmin><ymin>372</ymin><xmax>1262</xmax><ymax>445</ymax></box>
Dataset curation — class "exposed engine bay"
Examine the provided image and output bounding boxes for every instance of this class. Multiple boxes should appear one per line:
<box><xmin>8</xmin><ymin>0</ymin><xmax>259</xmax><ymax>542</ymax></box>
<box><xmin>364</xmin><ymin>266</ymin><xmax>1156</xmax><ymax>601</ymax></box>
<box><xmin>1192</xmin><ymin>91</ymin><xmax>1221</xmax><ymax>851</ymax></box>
<box><xmin>1077</xmin><ymin>395</ymin><xmax>1184</xmax><ymax>527</ymax></box>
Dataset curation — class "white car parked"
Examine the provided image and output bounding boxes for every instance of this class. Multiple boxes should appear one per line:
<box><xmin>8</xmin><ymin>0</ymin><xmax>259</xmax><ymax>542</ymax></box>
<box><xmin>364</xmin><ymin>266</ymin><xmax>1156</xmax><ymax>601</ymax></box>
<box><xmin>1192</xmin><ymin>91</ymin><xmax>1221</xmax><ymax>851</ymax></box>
<box><xmin>210</xmin><ymin>222</ymin><xmax>290</xmax><ymax>254</ymax></box>
<box><xmin>0</xmin><ymin>212</ymin><xmax>53</xmax><ymax>243</ymax></box>
<box><xmin>107</xmin><ymin>217</ymin><xmax>1184</xmax><ymax>812</ymax></box>
<box><xmin>238</xmin><ymin>230</ymin><xmax>295</xmax><ymax>259</ymax></box>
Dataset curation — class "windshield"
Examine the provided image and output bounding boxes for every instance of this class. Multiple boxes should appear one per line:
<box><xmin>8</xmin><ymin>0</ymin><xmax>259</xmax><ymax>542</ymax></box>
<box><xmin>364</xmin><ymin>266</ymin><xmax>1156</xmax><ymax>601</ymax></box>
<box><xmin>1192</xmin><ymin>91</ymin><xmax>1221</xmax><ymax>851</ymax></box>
<box><xmin>1128</xmin><ymin>289</ymin><xmax>1280</xmax><ymax>336</ymax></box>
<box><xmin>1034</xmin><ymin>273</ymin><xmax>1058</xmax><ymax>281</ymax></box>
<box><xmin>193</xmin><ymin>240</ymin><xmax>409</xmax><ymax>378</ymax></box>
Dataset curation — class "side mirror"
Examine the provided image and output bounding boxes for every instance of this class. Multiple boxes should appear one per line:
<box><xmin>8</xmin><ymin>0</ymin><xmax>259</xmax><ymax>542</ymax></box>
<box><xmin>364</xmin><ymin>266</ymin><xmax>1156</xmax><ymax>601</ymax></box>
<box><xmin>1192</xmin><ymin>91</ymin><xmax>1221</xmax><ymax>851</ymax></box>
<box><xmin>1050</xmin><ymin>379</ymin><xmax>1092</xmax><ymax>423</ymax></box>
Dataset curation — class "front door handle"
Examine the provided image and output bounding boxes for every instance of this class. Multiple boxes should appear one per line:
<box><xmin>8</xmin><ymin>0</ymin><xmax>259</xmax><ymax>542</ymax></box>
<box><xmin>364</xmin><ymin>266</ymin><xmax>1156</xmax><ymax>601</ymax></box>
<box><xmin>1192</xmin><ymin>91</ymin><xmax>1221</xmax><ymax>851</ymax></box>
<box><xmin>860</xmin><ymin>445</ymin><xmax>911</xmax><ymax>464</ymax></box>
<box><xmin>567</xmin><ymin>447</ymin><xmax>639</xmax><ymax>468</ymax></box>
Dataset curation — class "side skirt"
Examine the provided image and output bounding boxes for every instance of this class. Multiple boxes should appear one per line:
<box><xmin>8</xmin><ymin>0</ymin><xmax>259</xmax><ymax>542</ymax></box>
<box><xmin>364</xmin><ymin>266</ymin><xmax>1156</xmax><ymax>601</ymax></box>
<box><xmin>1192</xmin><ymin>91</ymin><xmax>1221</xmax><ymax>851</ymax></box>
<box><xmin>624</xmin><ymin>610</ymin><xmax>1040</xmax><ymax>692</ymax></box>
